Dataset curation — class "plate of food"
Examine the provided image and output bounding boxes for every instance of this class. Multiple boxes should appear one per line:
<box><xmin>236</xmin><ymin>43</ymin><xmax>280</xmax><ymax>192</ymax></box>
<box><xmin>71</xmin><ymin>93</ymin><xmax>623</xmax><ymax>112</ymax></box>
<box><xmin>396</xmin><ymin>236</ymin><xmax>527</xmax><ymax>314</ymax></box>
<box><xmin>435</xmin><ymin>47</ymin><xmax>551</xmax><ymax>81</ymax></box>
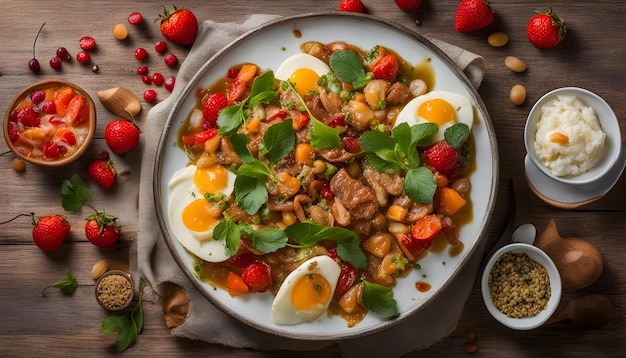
<box><xmin>154</xmin><ymin>12</ymin><xmax>498</xmax><ymax>340</ymax></box>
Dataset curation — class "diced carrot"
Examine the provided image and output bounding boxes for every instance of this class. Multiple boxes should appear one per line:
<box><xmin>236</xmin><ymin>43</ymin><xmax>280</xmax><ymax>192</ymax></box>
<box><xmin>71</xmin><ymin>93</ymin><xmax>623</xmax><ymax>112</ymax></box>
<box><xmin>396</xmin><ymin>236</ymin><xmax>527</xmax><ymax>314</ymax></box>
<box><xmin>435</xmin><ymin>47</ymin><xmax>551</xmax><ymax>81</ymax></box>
<box><xmin>245</xmin><ymin>118</ymin><xmax>261</xmax><ymax>134</ymax></box>
<box><xmin>411</xmin><ymin>214</ymin><xmax>443</xmax><ymax>241</ymax></box>
<box><xmin>437</xmin><ymin>187</ymin><xmax>467</xmax><ymax>216</ymax></box>
<box><xmin>386</xmin><ymin>205</ymin><xmax>408</xmax><ymax>222</ymax></box>
<box><xmin>294</xmin><ymin>143</ymin><xmax>315</xmax><ymax>163</ymax></box>
<box><xmin>226</xmin><ymin>272</ymin><xmax>249</xmax><ymax>297</ymax></box>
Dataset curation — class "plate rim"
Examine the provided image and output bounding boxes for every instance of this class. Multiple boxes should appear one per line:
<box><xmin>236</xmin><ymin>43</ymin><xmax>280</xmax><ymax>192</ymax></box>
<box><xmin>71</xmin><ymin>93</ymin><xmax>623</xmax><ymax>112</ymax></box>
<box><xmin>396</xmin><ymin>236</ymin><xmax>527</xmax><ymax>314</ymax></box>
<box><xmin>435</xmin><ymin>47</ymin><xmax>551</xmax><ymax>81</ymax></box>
<box><xmin>153</xmin><ymin>11</ymin><xmax>499</xmax><ymax>340</ymax></box>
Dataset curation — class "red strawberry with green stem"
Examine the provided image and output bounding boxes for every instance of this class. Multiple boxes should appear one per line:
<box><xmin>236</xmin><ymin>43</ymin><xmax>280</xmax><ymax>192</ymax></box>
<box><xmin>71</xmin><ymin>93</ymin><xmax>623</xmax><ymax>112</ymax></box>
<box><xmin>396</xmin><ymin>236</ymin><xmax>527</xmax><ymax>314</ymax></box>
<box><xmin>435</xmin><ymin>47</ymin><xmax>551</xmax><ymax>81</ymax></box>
<box><xmin>454</xmin><ymin>0</ymin><xmax>495</xmax><ymax>33</ymax></box>
<box><xmin>104</xmin><ymin>119</ymin><xmax>140</xmax><ymax>154</ymax></box>
<box><xmin>88</xmin><ymin>158</ymin><xmax>116</xmax><ymax>190</ymax></box>
<box><xmin>527</xmin><ymin>9</ymin><xmax>566</xmax><ymax>49</ymax></box>
<box><xmin>32</xmin><ymin>215</ymin><xmax>71</xmax><ymax>252</ymax></box>
<box><xmin>338</xmin><ymin>0</ymin><xmax>366</xmax><ymax>13</ymax></box>
<box><xmin>158</xmin><ymin>6</ymin><xmax>198</xmax><ymax>46</ymax></box>
<box><xmin>85</xmin><ymin>211</ymin><xmax>120</xmax><ymax>247</ymax></box>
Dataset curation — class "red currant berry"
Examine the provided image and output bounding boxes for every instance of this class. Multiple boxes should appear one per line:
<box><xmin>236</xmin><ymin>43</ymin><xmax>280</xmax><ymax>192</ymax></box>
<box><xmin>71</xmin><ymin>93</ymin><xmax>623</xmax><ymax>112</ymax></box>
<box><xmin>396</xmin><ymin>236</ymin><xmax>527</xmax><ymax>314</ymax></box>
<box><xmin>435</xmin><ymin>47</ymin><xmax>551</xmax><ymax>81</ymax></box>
<box><xmin>56</xmin><ymin>47</ymin><xmax>71</xmax><ymax>61</ymax></box>
<box><xmin>141</xmin><ymin>75</ymin><xmax>151</xmax><ymax>85</ymax></box>
<box><xmin>79</xmin><ymin>36</ymin><xmax>96</xmax><ymax>50</ymax></box>
<box><xmin>49</xmin><ymin>56</ymin><xmax>62</xmax><ymax>69</ymax></box>
<box><xmin>152</xmin><ymin>72</ymin><xmax>164</xmax><ymax>86</ymax></box>
<box><xmin>76</xmin><ymin>51</ymin><xmax>90</xmax><ymax>63</ymax></box>
<box><xmin>164</xmin><ymin>76</ymin><xmax>176</xmax><ymax>92</ymax></box>
<box><xmin>137</xmin><ymin>66</ymin><xmax>149</xmax><ymax>75</ymax></box>
<box><xmin>227</xmin><ymin>68</ymin><xmax>239</xmax><ymax>79</ymax></box>
<box><xmin>42</xmin><ymin>100</ymin><xmax>56</xmax><ymax>114</ymax></box>
<box><xmin>29</xmin><ymin>58</ymin><xmax>40</xmax><ymax>73</ymax></box>
<box><xmin>164</xmin><ymin>53</ymin><xmax>178</xmax><ymax>67</ymax></box>
<box><xmin>143</xmin><ymin>89</ymin><xmax>157</xmax><ymax>103</ymax></box>
<box><xmin>30</xmin><ymin>90</ymin><xmax>45</xmax><ymax>104</ymax></box>
<box><xmin>127</xmin><ymin>12</ymin><xmax>143</xmax><ymax>25</ymax></box>
<box><xmin>42</xmin><ymin>140</ymin><xmax>60</xmax><ymax>158</ymax></box>
<box><xmin>135</xmin><ymin>48</ymin><xmax>148</xmax><ymax>61</ymax></box>
<box><xmin>155</xmin><ymin>40</ymin><xmax>167</xmax><ymax>53</ymax></box>
<box><xmin>320</xmin><ymin>186</ymin><xmax>334</xmax><ymax>201</ymax></box>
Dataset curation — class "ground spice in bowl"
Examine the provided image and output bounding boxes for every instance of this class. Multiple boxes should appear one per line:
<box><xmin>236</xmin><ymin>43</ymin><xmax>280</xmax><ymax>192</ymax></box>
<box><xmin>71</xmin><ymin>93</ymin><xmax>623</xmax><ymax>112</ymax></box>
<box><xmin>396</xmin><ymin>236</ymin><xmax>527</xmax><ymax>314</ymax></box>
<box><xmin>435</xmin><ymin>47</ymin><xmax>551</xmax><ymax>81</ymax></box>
<box><xmin>95</xmin><ymin>270</ymin><xmax>134</xmax><ymax>311</ymax></box>
<box><xmin>488</xmin><ymin>252</ymin><xmax>551</xmax><ymax>318</ymax></box>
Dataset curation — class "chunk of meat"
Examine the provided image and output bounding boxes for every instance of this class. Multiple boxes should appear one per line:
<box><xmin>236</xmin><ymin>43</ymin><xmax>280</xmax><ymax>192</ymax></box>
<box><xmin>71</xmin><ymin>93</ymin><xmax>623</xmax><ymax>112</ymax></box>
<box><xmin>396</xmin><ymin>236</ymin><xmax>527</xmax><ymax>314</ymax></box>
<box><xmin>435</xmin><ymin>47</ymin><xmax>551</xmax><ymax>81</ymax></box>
<box><xmin>215</xmin><ymin>137</ymin><xmax>242</xmax><ymax>165</ymax></box>
<box><xmin>363</xmin><ymin>165</ymin><xmax>404</xmax><ymax>207</ymax></box>
<box><xmin>307</xmin><ymin>204</ymin><xmax>334</xmax><ymax>227</ymax></box>
<box><xmin>385</xmin><ymin>82</ymin><xmax>411</xmax><ymax>105</ymax></box>
<box><xmin>329</xmin><ymin>169</ymin><xmax>379</xmax><ymax>220</ymax></box>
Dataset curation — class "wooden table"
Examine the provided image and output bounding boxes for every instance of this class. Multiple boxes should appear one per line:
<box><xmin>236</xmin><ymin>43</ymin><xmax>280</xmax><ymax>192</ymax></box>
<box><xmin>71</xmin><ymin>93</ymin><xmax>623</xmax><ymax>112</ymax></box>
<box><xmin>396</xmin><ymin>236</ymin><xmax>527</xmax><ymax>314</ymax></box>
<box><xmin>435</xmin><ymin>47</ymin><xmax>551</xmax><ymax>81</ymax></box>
<box><xmin>1</xmin><ymin>1</ymin><xmax>624</xmax><ymax>356</ymax></box>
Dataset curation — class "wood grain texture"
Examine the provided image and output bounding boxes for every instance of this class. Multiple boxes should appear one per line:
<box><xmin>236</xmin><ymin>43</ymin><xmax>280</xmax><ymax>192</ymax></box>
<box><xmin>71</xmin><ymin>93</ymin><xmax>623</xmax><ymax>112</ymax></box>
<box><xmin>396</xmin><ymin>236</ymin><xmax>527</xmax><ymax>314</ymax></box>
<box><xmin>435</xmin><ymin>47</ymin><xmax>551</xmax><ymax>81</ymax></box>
<box><xmin>1</xmin><ymin>1</ymin><xmax>624</xmax><ymax>357</ymax></box>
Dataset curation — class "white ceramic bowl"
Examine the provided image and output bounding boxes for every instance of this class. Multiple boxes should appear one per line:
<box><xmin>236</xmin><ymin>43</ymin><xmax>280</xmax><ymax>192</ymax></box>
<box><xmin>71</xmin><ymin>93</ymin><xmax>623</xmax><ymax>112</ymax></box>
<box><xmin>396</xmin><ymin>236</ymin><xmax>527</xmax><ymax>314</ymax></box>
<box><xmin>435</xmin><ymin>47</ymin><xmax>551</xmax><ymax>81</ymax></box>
<box><xmin>481</xmin><ymin>243</ymin><xmax>562</xmax><ymax>330</ymax></box>
<box><xmin>524</xmin><ymin>87</ymin><xmax>622</xmax><ymax>185</ymax></box>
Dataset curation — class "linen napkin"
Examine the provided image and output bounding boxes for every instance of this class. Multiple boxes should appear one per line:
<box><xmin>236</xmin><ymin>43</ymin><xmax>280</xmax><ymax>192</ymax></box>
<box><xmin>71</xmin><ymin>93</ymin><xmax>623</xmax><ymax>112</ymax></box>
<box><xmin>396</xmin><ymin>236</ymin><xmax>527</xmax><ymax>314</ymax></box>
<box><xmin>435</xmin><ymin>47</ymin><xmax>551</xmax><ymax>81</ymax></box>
<box><xmin>134</xmin><ymin>14</ymin><xmax>486</xmax><ymax>357</ymax></box>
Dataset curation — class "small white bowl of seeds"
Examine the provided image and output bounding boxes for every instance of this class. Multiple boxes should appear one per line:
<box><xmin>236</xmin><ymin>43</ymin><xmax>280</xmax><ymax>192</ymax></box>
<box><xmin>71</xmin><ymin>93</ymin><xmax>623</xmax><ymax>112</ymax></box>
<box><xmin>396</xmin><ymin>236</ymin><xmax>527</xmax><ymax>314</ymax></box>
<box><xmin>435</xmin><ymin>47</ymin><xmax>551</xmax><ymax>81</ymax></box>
<box><xmin>481</xmin><ymin>243</ymin><xmax>562</xmax><ymax>330</ymax></box>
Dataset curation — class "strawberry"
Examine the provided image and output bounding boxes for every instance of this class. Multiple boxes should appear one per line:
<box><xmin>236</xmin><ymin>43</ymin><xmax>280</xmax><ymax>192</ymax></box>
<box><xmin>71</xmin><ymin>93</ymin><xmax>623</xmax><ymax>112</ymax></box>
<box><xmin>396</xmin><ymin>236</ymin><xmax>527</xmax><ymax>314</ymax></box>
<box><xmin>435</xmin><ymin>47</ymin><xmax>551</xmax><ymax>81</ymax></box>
<box><xmin>394</xmin><ymin>0</ymin><xmax>422</xmax><ymax>11</ymax></box>
<box><xmin>338</xmin><ymin>0</ymin><xmax>366</xmax><ymax>13</ymax></box>
<box><xmin>527</xmin><ymin>9</ymin><xmax>566</xmax><ymax>49</ymax></box>
<box><xmin>241</xmin><ymin>262</ymin><xmax>272</xmax><ymax>292</ymax></box>
<box><xmin>425</xmin><ymin>141</ymin><xmax>459</xmax><ymax>176</ymax></box>
<box><xmin>454</xmin><ymin>0</ymin><xmax>495</xmax><ymax>33</ymax></box>
<box><xmin>202</xmin><ymin>93</ymin><xmax>228</xmax><ymax>130</ymax></box>
<box><xmin>85</xmin><ymin>212</ymin><xmax>120</xmax><ymax>247</ymax></box>
<box><xmin>158</xmin><ymin>6</ymin><xmax>198</xmax><ymax>46</ymax></box>
<box><xmin>370</xmin><ymin>54</ymin><xmax>399</xmax><ymax>81</ymax></box>
<box><xmin>88</xmin><ymin>159</ymin><xmax>116</xmax><ymax>190</ymax></box>
<box><xmin>104</xmin><ymin>119</ymin><xmax>140</xmax><ymax>154</ymax></box>
<box><xmin>32</xmin><ymin>215</ymin><xmax>71</xmax><ymax>253</ymax></box>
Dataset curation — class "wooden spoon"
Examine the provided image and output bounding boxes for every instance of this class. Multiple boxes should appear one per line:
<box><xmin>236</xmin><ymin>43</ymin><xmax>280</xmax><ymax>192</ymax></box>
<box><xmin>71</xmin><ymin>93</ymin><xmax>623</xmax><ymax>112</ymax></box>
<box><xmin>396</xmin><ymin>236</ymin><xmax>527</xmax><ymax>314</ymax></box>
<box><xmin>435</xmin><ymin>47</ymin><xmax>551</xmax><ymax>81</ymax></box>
<box><xmin>534</xmin><ymin>219</ymin><xmax>603</xmax><ymax>290</ymax></box>
<box><xmin>545</xmin><ymin>294</ymin><xmax>611</xmax><ymax>330</ymax></box>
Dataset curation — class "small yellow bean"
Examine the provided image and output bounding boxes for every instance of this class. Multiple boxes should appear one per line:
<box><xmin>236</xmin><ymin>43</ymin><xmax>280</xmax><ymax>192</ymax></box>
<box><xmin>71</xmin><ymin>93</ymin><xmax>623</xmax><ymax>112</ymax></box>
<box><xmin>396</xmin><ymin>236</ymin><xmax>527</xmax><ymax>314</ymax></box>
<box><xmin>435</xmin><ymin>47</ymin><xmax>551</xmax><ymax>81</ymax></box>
<box><xmin>12</xmin><ymin>158</ymin><xmax>25</xmax><ymax>172</ymax></box>
<box><xmin>112</xmin><ymin>24</ymin><xmax>128</xmax><ymax>40</ymax></box>
<box><xmin>488</xmin><ymin>32</ymin><xmax>509</xmax><ymax>47</ymax></box>
<box><xmin>510</xmin><ymin>84</ymin><xmax>527</xmax><ymax>106</ymax></box>
<box><xmin>505</xmin><ymin>56</ymin><xmax>527</xmax><ymax>73</ymax></box>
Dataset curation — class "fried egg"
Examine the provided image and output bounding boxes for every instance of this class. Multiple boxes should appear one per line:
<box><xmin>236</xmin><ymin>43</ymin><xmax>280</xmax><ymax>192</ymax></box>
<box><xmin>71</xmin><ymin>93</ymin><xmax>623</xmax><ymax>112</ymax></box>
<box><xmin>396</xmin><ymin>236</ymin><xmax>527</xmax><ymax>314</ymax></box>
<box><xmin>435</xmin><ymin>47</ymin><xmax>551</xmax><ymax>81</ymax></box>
<box><xmin>167</xmin><ymin>164</ymin><xmax>236</xmax><ymax>262</ymax></box>
<box><xmin>395</xmin><ymin>90</ymin><xmax>474</xmax><ymax>143</ymax></box>
<box><xmin>271</xmin><ymin>255</ymin><xmax>341</xmax><ymax>325</ymax></box>
<box><xmin>274</xmin><ymin>53</ymin><xmax>331</xmax><ymax>97</ymax></box>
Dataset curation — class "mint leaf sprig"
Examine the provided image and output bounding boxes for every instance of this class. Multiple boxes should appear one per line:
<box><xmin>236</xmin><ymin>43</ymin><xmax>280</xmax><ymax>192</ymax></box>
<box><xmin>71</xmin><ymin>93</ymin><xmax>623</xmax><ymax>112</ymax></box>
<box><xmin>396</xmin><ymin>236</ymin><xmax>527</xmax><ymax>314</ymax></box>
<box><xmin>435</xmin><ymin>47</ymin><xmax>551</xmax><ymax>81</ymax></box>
<box><xmin>102</xmin><ymin>279</ymin><xmax>146</xmax><ymax>352</ymax></box>
<box><xmin>362</xmin><ymin>279</ymin><xmax>399</xmax><ymax>318</ymax></box>
<box><xmin>61</xmin><ymin>175</ymin><xmax>93</xmax><ymax>212</ymax></box>
<box><xmin>329</xmin><ymin>50</ymin><xmax>374</xmax><ymax>90</ymax></box>
<box><xmin>217</xmin><ymin>71</ymin><xmax>279</xmax><ymax>136</ymax></box>
<box><xmin>42</xmin><ymin>268</ymin><xmax>78</xmax><ymax>296</ymax></box>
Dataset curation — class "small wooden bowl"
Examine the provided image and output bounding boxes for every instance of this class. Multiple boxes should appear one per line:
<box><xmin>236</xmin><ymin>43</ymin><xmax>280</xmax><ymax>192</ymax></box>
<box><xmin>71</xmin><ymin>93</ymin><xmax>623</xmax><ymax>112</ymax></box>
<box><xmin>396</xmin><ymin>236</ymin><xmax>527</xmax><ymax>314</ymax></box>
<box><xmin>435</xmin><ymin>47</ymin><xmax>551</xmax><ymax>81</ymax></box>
<box><xmin>95</xmin><ymin>270</ymin><xmax>134</xmax><ymax>312</ymax></box>
<box><xmin>3</xmin><ymin>79</ymin><xmax>96</xmax><ymax>167</ymax></box>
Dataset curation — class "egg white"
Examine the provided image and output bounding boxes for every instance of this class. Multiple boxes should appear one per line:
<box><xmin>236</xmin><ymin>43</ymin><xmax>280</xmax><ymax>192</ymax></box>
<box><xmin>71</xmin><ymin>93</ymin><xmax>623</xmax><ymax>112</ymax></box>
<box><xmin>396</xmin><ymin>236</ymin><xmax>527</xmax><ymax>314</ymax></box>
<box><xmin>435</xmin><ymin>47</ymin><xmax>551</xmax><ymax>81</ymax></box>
<box><xmin>274</xmin><ymin>53</ymin><xmax>331</xmax><ymax>81</ymax></box>
<box><xmin>271</xmin><ymin>255</ymin><xmax>341</xmax><ymax>325</ymax></box>
<box><xmin>395</xmin><ymin>90</ymin><xmax>474</xmax><ymax>143</ymax></box>
<box><xmin>167</xmin><ymin>164</ymin><xmax>236</xmax><ymax>263</ymax></box>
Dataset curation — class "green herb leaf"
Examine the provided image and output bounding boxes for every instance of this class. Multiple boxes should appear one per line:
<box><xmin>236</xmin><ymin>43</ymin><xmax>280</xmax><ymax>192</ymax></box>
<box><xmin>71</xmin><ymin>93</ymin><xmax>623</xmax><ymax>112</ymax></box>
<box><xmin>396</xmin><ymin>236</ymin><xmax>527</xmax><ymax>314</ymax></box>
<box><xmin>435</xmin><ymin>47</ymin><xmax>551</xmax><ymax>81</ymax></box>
<box><xmin>362</xmin><ymin>280</ymin><xmax>399</xmax><ymax>317</ymax></box>
<box><xmin>404</xmin><ymin>167</ymin><xmax>437</xmax><ymax>204</ymax></box>
<box><xmin>365</xmin><ymin>154</ymin><xmax>402</xmax><ymax>173</ymax></box>
<box><xmin>237</xmin><ymin>159</ymin><xmax>272</xmax><ymax>180</ymax></box>
<box><xmin>317</xmin><ymin>73</ymin><xmax>342</xmax><ymax>94</ymax></box>
<box><xmin>217</xmin><ymin>105</ymin><xmax>245</xmax><ymax>136</ymax></box>
<box><xmin>234</xmin><ymin>174</ymin><xmax>268</xmax><ymax>215</ymax></box>
<box><xmin>61</xmin><ymin>175</ymin><xmax>93</xmax><ymax>212</ymax></box>
<box><xmin>42</xmin><ymin>268</ymin><xmax>78</xmax><ymax>296</ymax></box>
<box><xmin>310</xmin><ymin>117</ymin><xmax>341</xmax><ymax>149</ymax></box>
<box><xmin>261</xmin><ymin>118</ymin><xmax>295</xmax><ymax>165</ymax></box>
<box><xmin>329</xmin><ymin>50</ymin><xmax>369</xmax><ymax>89</ymax></box>
<box><xmin>444</xmin><ymin>123</ymin><xmax>471</xmax><ymax>149</ymax></box>
<box><xmin>101</xmin><ymin>279</ymin><xmax>145</xmax><ymax>352</ymax></box>
<box><xmin>213</xmin><ymin>216</ymin><xmax>242</xmax><ymax>257</ymax></box>
<box><xmin>336</xmin><ymin>237</ymin><xmax>368</xmax><ymax>270</ymax></box>
<box><xmin>248</xmin><ymin>71</ymin><xmax>276</xmax><ymax>102</ymax></box>
<box><xmin>230</xmin><ymin>133</ymin><xmax>254</xmax><ymax>163</ymax></box>
<box><xmin>411</xmin><ymin>122</ymin><xmax>439</xmax><ymax>147</ymax></box>
<box><xmin>252</xmin><ymin>228</ymin><xmax>288</xmax><ymax>253</ymax></box>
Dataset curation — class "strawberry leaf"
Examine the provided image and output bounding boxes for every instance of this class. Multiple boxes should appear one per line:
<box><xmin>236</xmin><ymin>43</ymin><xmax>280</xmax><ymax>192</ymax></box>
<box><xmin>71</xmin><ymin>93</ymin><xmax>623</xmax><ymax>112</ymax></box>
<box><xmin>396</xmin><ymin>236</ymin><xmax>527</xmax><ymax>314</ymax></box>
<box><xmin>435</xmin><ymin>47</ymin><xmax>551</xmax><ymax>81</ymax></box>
<box><xmin>101</xmin><ymin>279</ymin><xmax>145</xmax><ymax>352</ymax></box>
<box><xmin>61</xmin><ymin>175</ymin><xmax>93</xmax><ymax>211</ymax></box>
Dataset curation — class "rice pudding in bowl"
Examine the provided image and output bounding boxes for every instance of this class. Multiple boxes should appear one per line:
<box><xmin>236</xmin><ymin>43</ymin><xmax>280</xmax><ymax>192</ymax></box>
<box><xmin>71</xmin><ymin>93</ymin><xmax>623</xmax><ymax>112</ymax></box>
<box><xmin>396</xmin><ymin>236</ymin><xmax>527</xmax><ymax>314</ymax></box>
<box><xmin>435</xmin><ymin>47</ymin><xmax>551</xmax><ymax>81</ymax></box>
<box><xmin>524</xmin><ymin>87</ymin><xmax>621</xmax><ymax>185</ymax></box>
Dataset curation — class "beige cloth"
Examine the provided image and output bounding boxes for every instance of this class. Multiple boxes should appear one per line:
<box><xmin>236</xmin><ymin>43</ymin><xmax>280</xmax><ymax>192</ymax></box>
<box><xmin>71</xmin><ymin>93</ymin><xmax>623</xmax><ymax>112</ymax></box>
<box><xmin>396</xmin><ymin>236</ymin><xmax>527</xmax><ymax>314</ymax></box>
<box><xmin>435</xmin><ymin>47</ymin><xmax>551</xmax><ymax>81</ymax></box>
<box><xmin>134</xmin><ymin>14</ymin><xmax>486</xmax><ymax>357</ymax></box>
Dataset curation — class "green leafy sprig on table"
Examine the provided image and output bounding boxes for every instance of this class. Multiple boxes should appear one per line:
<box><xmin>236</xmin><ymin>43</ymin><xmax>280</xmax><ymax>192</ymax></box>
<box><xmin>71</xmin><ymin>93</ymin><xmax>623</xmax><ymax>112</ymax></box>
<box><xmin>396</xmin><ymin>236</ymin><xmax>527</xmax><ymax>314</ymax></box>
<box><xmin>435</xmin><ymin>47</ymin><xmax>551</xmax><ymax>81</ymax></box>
<box><xmin>61</xmin><ymin>175</ymin><xmax>93</xmax><ymax>211</ymax></box>
<box><xmin>102</xmin><ymin>279</ymin><xmax>146</xmax><ymax>352</ymax></box>
<box><xmin>42</xmin><ymin>268</ymin><xmax>78</xmax><ymax>296</ymax></box>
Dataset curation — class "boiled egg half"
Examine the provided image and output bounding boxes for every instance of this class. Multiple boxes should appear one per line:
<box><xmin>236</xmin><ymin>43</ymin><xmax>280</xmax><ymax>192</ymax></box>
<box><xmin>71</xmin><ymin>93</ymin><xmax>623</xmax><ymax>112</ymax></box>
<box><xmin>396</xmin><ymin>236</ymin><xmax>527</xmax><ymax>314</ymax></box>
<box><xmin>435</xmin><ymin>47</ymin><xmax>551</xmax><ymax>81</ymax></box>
<box><xmin>274</xmin><ymin>53</ymin><xmax>331</xmax><ymax>97</ymax></box>
<box><xmin>271</xmin><ymin>255</ymin><xmax>341</xmax><ymax>325</ymax></box>
<box><xmin>395</xmin><ymin>90</ymin><xmax>474</xmax><ymax>143</ymax></box>
<box><xmin>167</xmin><ymin>164</ymin><xmax>236</xmax><ymax>262</ymax></box>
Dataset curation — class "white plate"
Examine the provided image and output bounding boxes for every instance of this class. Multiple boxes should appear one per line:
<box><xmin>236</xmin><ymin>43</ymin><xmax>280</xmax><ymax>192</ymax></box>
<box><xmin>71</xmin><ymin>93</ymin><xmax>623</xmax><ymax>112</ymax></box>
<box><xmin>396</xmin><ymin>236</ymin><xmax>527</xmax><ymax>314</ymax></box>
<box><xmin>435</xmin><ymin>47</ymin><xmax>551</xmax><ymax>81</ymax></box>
<box><xmin>524</xmin><ymin>145</ymin><xmax>625</xmax><ymax>208</ymax></box>
<box><xmin>154</xmin><ymin>13</ymin><xmax>498</xmax><ymax>340</ymax></box>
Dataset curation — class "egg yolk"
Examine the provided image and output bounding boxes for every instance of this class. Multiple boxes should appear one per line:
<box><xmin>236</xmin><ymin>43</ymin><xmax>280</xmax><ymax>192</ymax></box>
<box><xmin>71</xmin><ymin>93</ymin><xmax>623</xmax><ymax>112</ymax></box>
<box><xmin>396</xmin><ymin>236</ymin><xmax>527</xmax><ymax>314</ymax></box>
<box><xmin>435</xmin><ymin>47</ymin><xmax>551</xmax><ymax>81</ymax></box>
<box><xmin>291</xmin><ymin>273</ymin><xmax>332</xmax><ymax>311</ymax></box>
<box><xmin>289</xmin><ymin>68</ymin><xmax>320</xmax><ymax>97</ymax></box>
<box><xmin>417</xmin><ymin>98</ymin><xmax>457</xmax><ymax>126</ymax></box>
<box><xmin>181</xmin><ymin>198</ymin><xmax>218</xmax><ymax>232</ymax></box>
<box><xmin>194</xmin><ymin>165</ymin><xmax>228</xmax><ymax>195</ymax></box>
